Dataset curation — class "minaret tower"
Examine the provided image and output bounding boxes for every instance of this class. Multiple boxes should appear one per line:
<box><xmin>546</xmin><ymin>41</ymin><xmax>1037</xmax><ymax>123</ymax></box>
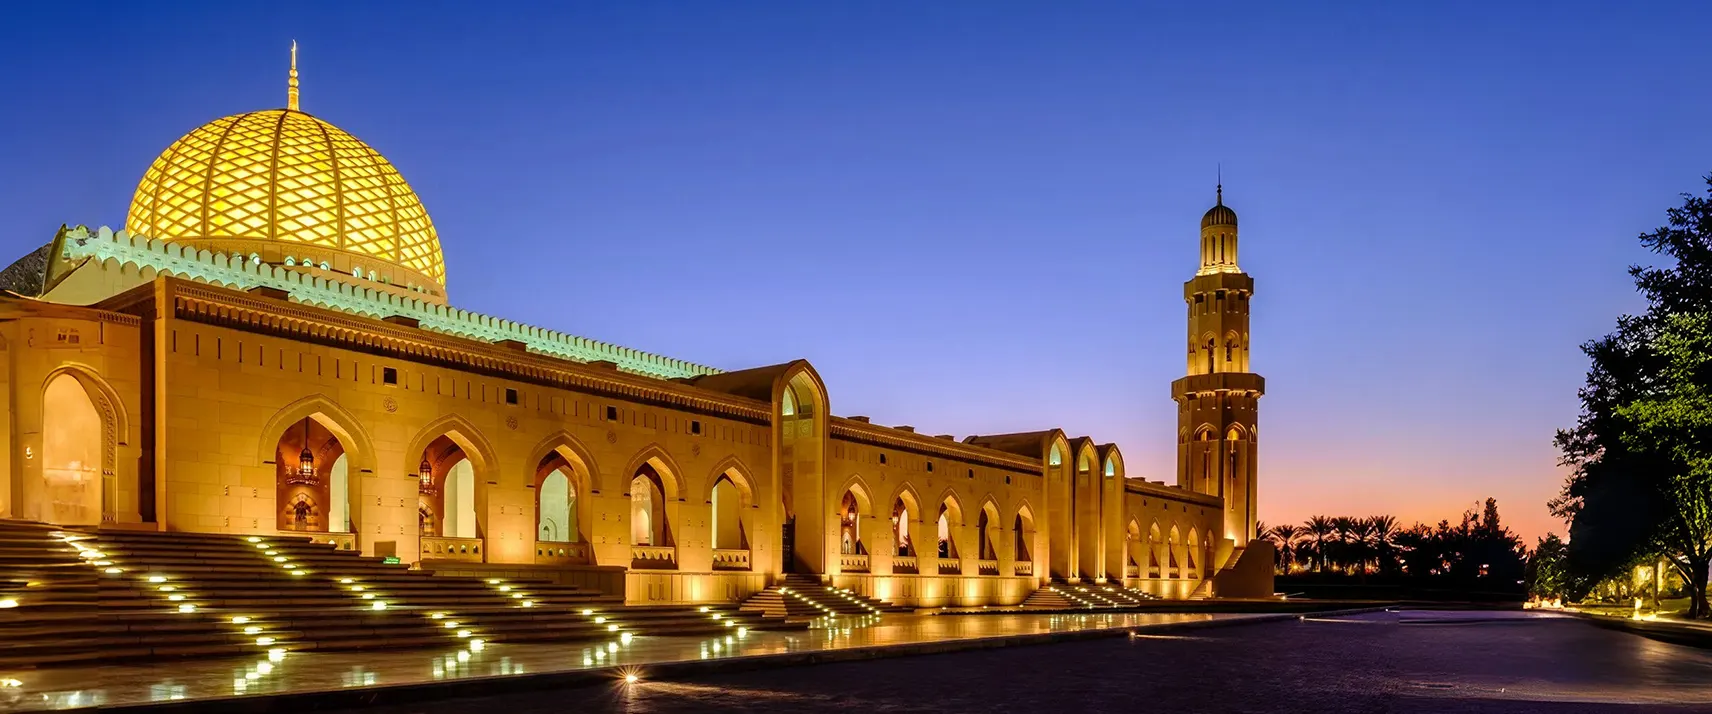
<box><xmin>1171</xmin><ymin>183</ymin><xmax>1265</xmax><ymax>546</ymax></box>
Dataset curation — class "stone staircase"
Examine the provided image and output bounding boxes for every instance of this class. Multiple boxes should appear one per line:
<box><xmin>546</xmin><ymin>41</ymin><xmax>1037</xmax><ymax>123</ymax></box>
<box><xmin>1021</xmin><ymin>581</ymin><xmax>1163</xmax><ymax>610</ymax></box>
<box><xmin>740</xmin><ymin>574</ymin><xmax>910</xmax><ymax>622</ymax></box>
<box><xmin>0</xmin><ymin>521</ymin><xmax>797</xmax><ymax>669</ymax></box>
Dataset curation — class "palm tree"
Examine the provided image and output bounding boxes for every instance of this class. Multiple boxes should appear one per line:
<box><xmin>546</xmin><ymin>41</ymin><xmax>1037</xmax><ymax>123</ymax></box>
<box><xmin>1348</xmin><ymin>518</ymin><xmax>1377</xmax><ymax>574</ymax></box>
<box><xmin>1303</xmin><ymin>516</ymin><xmax>1335</xmax><ymax>573</ymax></box>
<box><xmin>1368</xmin><ymin>515</ymin><xmax>1399</xmax><ymax>574</ymax></box>
<box><xmin>1267</xmin><ymin>524</ymin><xmax>1301</xmax><ymax>572</ymax></box>
<box><xmin>1330</xmin><ymin>516</ymin><xmax>1359</xmax><ymax>572</ymax></box>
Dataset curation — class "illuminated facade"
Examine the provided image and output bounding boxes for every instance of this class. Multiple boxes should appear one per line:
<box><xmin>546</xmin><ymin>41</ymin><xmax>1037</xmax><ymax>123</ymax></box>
<box><xmin>0</xmin><ymin>53</ymin><xmax>1271</xmax><ymax>606</ymax></box>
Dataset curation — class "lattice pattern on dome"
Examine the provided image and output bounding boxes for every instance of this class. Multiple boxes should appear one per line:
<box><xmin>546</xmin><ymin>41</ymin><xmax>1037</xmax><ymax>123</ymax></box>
<box><xmin>127</xmin><ymin>109</ymin><xmax>446</xmax><ymax>285</ymax></box>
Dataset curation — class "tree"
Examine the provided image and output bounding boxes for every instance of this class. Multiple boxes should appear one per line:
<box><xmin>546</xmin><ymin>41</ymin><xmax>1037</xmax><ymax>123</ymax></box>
<box><xmin>1303</xmin><ymin>516</ymin><xmax>1335</xmax><ymax>573</ymax></box>
<box><xmin>1267</xmin><ymin>524</ymin><xmax>1301</xmax><ymax>572</ymax></box>
<box><xmin>1369</xmin><ymin>515</ymin><xmax>1400</xmax><ymax>575</ymax></box>
<box><xmin>1555</xmin><ymin>176</ymin><xmax>1712</xmax><ymax>619</ymax></box>
<box><xmin>1527</xmin><ymin>533</ymin><xmax>1570</xmax><ymax>601</ymax></box>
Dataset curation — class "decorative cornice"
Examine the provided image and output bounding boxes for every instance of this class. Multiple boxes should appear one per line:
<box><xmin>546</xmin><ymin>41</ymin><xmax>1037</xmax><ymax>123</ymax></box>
<box><xmin>59</xmin><ymin>225</ymin><xmax>719</xmax><ymax>380</ymax></box>
<box><xmin>1124</xmin><ymin>478</ymin><xmax>1222</xmax><ymax>506</ymax></box>
<box><xmin>161</xmin><ymin>278</ymin><xmax>771</xmax><ymax>424</ymax></box>
<box><xmin>830</xmin><ymin>417</ymin><xmax>1041</xmax><ymax>474</ymax></box>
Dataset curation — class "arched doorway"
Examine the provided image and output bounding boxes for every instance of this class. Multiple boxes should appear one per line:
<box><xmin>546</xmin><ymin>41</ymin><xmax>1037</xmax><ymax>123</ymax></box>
<box><xmin>936</xmin><ymin>496</ymin><xmax>962</xmax><ymax>561</ymax></box>
<box><xmin>1014</xmin><ymin>506</ymin><xmax>1036</xmax><ymax>564</ymax></box>
<box><xmin>711</xmin><ymin>472</ymin><xmax>750</xmax><ymax>551</ymax></box>
<box><xmin>630</xmin><ymin>463</ymin><xmax>671</xmax><ymax>547</ymax></box>
<box><xmin>838</xmin><ymin>489</ymin><xmax>866</xmax><ymax>555</ymax></box>
<box><xmin>42</xmin><ymin>374</ymin><xmax>102</xmax><ymax>525</ymax></box>
<box><xmin>418</xmin><ymin>435</ymin><xmax>477</xmax><ymax>539</ymax></box>
<box><xmin>274</xmin><ymin>416</ymin><xmax>350</xmax><ymax>533</ymax></box>
<box><xmin>892</xmin><ymin>496</ymin><xmax>914</xmax><ymax>556</ymax></box>
<box><xmin>538</xmin><ymin>468</ymin><xmax>573</xmax><ymax>542</ymax></box>
<box><xmin>977</xmin><ymin>502</ymin><xmax>1000</xmax><ymax>561</ymax></box>
<box><xmin>531</xmin><ymin>438</ymin><xmax>595</xmax><ymax>548</ymax></box>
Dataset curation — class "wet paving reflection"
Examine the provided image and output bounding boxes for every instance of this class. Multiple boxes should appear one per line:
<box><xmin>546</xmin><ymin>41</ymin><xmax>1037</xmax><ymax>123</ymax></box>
<box><xmin>0</xmin><ymin>611</ymin><xmax>1262</xmax><ymax>711</ymax></box>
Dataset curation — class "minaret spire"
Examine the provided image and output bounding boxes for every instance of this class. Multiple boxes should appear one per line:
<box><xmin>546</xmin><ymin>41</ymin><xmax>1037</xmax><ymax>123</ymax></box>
<box><xmin>1216</xmin><ymin>164</ymin><xmax>1222</xmax><ymax>205</ymax></box>
<box><xmin>287</xmin><ymin>41</ymin><xmax>300</xmax><ymax>111</ymax></box>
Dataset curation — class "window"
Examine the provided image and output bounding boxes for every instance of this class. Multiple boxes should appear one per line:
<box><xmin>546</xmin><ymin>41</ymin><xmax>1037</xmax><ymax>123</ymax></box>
<box><xmin>382</xmin><ymin>367</ymin><xmax>398</xmax><ymax>385</ymax></box>
<box><xmin>606</xmin><ymin>406</ymin><xmax>618</xmax><ymax>421</ymax></box>
<box><xmin>879</xmin><ymin>454</ymin><xmax>887</xmax><ymax>465</ymax></box>
<box><xmin>967</xmin><ymin>468</ymin><xmax>974</xmax><ymax>479</ymax></box>
<box><xmin>926</xmin><ymin>461</ymin><xmax>934</xmax><ymax>473</ymax></box>
<box><xmin>505</xmin><ymin>388</ymin><xmax>518</xmax><ymax>405</ymax></box>
<box><xmin>690</xmin><ymin>420</ymin><xmax>702</xmax><ymax>435</ymax></box>
<box><xmin>1004</xmin><ymin>475</ymin><xmax>1012</xmax><ymax>485</ymax></box>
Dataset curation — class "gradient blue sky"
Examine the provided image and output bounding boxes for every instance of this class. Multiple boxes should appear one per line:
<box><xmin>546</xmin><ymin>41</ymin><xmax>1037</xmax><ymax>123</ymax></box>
<box><xmin>4</xmin><ymin>2</ymin><xmax>1710</xmax><ymax>542</ymax></box>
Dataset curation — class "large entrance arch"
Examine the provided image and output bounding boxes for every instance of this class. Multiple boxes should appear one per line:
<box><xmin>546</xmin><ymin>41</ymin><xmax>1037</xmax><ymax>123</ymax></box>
<box><xmin>273</xmin><ymin>416</ymin><xmax>351</xmax><ymax>533</ymax></box>
<box><xmin>41</xmin><ymin>373</ymin><xmax>103</xmax><ymax>525</ymax></box>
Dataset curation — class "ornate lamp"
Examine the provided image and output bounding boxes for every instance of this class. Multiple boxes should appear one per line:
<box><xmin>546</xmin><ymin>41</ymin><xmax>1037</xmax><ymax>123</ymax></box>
<box><xmin>287</xmin><ymin>418</ymin><xmax>320</xmax><ymax>486</ymax></box>
<box><xmin>418</xmin><ymin>457</ymin><xmax>437</xmax><ymax>495</ymax></box>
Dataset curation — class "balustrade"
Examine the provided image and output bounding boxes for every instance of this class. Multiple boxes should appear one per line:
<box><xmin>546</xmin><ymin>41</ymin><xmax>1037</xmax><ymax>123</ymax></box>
<box><xmin>1125</xmin><ymin>564</ymin><xmax>1140</xmax><ymax>578</ymax></box>
<box><xmin>535</xmin><ymin>541</ymin><xmax>590</xmax><ymax>565</ymax></box>
<box><xmin>840</xmin><ymin>553</ymin><xmax>870</xmax><ymax>573</ymax></box>
<box><xmin>1014</xmin><ymin>560</ymin><xmax>1033</xmax><ymax>576</ymax></box>
<box><xmin>631</xmin><ymin>545</ymin><xmax>678</xmax><ymax>569</ymax></box>
<box><xmin>308</xmin><ymin>532</ymin><xmax>356</xmax><ymax>551</ymax></box>
<box><xmin>712</xmin><ymin>548</ymin><xmax>751</xmax><ymax>571</ymax></box>
<box><xmin>937</xmin><ymin>557</ymin><xmax>962</xmax><ymax>575</ymax></box>
<box><xmin>893</xmin><ymin>555</ymin><xmax>918</xmax><ymax>574</ymax></box>
<box><xmin>421</xmin><ymin>535</ymin><xmax>484</xmax><ymax>562</ymax></box>
<box><xmin>976</xmin><ymin>559</ymin><xmax>999</xmax><ymax>576</ymax></box>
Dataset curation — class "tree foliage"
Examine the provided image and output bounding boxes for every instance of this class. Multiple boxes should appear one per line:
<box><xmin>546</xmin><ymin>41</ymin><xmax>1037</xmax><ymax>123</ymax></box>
<box><xmin>1267</xmin><ymin>500</ymin><xmax>1526</xmax><ymax>589</ymax></box>
<box><xmin>1554</xmin><ymin>176</ymin><xmax>1712</xmax><ymax>619</ymax></box>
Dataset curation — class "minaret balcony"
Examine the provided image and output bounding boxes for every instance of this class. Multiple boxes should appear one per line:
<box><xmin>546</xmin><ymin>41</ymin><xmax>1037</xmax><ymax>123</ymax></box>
<box><xmin>1171</xmin><ymin>372</ymin><xmax>1266</xmax><ymax>397</ymax></box>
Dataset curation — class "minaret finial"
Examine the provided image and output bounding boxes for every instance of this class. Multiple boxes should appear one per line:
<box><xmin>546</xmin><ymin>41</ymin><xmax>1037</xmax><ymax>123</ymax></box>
<box><xmin>1216</xmin><ymin>163</ymin><xmax>1223</xmax><ymax>205</ymax></box>
<box><xmin>287</xmin><ymin>41</ymin><xmax>300</xmax><ymax>111</ymax></box>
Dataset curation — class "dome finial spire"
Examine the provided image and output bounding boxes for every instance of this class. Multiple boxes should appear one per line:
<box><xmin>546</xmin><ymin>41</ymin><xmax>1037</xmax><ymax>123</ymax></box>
<box><xmin>287</xmin><ymin>41</ymin><xmax>300</xmax><ymax>111</ymax></box>
<box><xmin>1216</xmin><ymin>163</ymin><xmax>1222</xmax><ymax>205</ymax></box>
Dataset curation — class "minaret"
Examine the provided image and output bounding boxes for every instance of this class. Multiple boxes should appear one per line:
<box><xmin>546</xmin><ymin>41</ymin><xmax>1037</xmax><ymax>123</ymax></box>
<box><xmin>287</xmin><ymin>41</ymin><xmax>301</xmax><ymax>111</ymax></box>
<box><xmin>1171</xmin><ymin>183</ymin><xmax>1264</xmax><ymax>546</ymax></box>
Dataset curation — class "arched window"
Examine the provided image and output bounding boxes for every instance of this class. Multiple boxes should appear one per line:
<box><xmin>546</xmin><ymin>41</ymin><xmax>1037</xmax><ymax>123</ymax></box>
<box><xmin>1048</xmin><ymin>444</ymin><xmax>1062</xmax><ymax>467</ymax></box>
<box><xmin>1104</xmin><ymin>457</ymin><xmax>1116</xmax><ymax>478</ymax></box>
<box><xmin>1077</xmin><ymin>454</ymin><xmax>1091</xmax><ymax>474</ymax></box>
<box><xmin>781</xmin><ymin>388</ymin><xmax>797</xmax><ymax>417</ymax></box>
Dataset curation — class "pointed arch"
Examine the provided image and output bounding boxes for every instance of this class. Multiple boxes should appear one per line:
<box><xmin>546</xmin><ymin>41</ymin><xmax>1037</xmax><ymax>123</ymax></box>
<box><xmin>705</xmin><ymin>455</ymin><xmax>758</xmax><ymax>505</ymax></box>
<box><xmin>622</xmin><ymin>444</ymin><xmax>685</xmax><ymax>501</ymax></box>
<box><xmin>523</xmin><ymin>429</ymin><xmax>602</xmax><ymax>492</ymax></box>
<box><xmin>888</xmin><ymin>481</ymin><xmax>924</xmax><ymax>520</ymax></box>
<box><xmin>256</xmin><ymin>394</ymin><xmax>376</xmax><ymax>473</ymax></box>
<box><xmin>933</xmin><ymin>487</ymin><xmax>966</xmax><ymax>525</ymax></box>
<box><xmin>836</xmin><ymin>473</ymin><xmax>875</xmax><ymax>516</ymax></box>
<box><xmin>403</xmin><ymin>414</ymin><xmax>499</xmax><ymax>478</ymax></box>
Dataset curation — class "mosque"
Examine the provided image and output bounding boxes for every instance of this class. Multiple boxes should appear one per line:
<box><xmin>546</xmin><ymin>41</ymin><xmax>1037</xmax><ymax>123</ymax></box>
<box><xmin>0</xmin><ymin>50</ymin><xmax>1272</xmax><ymax>609</ymax></box>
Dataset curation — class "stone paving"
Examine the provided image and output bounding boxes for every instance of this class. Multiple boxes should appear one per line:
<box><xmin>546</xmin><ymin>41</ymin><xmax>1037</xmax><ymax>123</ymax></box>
<box><xmin>0</xmin><ymin>610</ymin><xmax>1288</xmax><ymax>712</ymax></box>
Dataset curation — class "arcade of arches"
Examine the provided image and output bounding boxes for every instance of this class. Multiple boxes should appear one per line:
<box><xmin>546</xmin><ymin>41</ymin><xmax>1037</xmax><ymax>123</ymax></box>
<box><xmin>0</xmin><ymin>61</ymin><xmax>1273</xmax><ymax>607</ymax></box>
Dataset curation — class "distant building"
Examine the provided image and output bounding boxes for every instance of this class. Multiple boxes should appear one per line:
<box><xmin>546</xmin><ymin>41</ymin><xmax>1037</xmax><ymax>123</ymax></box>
<box><xmin>0</xmin><ymin>52</ymin><xmax>1270</xmax><ymax>605</ymax></box>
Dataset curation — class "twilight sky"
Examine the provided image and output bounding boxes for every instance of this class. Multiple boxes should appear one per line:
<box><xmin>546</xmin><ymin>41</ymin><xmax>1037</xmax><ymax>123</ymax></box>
<box><xmin>4</xmin><ymin>2</ymin><xmax>1710</xmax><ymax>542</ymax></box>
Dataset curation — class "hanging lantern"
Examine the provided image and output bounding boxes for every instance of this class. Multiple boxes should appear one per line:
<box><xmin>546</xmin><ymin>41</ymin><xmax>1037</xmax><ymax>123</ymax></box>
<box><xmin>419</xmin><ymin>458</ymin><xmax>433</xmax><ymax>491</ymax></box>
<box><xmin>287</xmin><ymin>418</ymin><xmax>320</xmax><ymax>487</ymax></box>
<box><xmin>298</xmin><ymin>418</ymin><xmax>315</xmax><ymax>477</ymax></box>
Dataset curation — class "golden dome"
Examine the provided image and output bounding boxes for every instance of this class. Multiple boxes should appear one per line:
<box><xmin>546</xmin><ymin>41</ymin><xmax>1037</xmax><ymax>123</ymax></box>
<box><xmin>126</xmin><ymin>108</ymin><xmax>447</xmax><ymax>290</ymax></box>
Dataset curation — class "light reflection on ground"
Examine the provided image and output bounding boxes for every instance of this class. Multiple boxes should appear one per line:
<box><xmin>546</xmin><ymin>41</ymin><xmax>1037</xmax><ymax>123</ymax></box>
<box><xmin>0</xmin><ymin>610</ymin><xmax>1256</xmax><ymax>711</ymax></box>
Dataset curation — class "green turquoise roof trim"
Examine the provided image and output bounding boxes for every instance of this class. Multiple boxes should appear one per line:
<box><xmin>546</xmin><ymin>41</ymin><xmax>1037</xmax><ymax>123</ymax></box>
<box><xmin>60</xmin><ymin>225</ymin><xmax>722</xmax><ymax>380</ymax></box>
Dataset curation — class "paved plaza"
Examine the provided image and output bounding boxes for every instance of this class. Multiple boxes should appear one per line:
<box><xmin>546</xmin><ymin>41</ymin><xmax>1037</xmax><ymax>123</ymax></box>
<box><xmin>0</xmin><ymin>610</ymin><xmax>1287</xmax><ymax>712</ymax></box>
